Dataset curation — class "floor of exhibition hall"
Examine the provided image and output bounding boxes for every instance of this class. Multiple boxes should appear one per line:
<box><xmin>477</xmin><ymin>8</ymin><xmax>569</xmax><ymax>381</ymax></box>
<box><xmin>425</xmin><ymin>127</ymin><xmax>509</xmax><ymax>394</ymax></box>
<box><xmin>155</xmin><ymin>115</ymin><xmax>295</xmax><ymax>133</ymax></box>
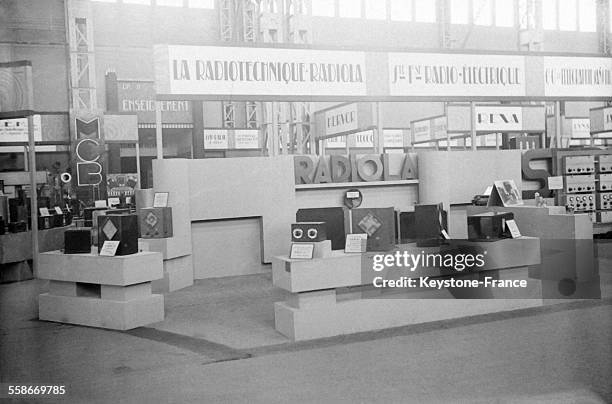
<box><xmin>1</xmin><ymin>248</ymin><xmax>611</xmax><ymax>403</ymax></box>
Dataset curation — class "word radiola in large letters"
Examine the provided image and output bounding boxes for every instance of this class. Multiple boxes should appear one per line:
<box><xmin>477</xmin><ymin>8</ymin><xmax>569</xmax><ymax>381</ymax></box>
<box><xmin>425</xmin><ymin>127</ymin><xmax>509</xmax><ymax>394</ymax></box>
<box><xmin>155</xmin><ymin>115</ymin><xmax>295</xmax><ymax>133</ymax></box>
<box><xmin>74</xmin><ymin>117</ymin><xmax>104</xmax><ymax>187</ymax></box>
<box><xmin>295</xmin><ymin>154</ymin><xmax>417</xmax><ymax>185</ymax></box>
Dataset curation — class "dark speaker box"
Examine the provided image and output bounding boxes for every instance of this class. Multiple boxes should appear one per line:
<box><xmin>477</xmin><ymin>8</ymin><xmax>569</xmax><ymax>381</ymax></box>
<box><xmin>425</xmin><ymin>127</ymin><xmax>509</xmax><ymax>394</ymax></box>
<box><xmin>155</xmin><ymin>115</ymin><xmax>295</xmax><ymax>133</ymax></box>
<box><xmin>38</xmin><ymin>215</ymin><xmax>53</xmax><ymax>230</ymax></box>
<box><xmin>140</xmin><ymin>207</ymin><xmax>173</xmax><ymax>238</ymax></box>
<box><xmin>64</xmin><ymin>228</ymin><xmax>92</xmax><ymax>254</ymax></box>
<box><xmin>8</xmin><ymin>198</ymin><xmax>27</xmax><ymax>223</ymax></box>
<box><xmin>415</xmin><ymin>204</ymin><xmax>448</xmax><ymax>246</ymax></box>
<box><xmin>467</xmin><ymin>211</ymin><xmax>514</xmax><ymax>241</ymax></box>
<box><xmin>348</xmin><ymin>208</ymin><xmax>396</xmax><ymax>252</ymax></box>
<box><xmin>296</xmin><ymin>207</ymin><xmax>346</xmax><ymax>250</ymax></box>
<box><xmin>97</xmin><ymin>214</ymin><xmax>139</xmax><ymax>256</ymax></box>
<box><xmin>8</xmin><ymin>221</ymin><xmax>27</xmax><ymax>233</ymax></box>
<box><xmin>52</xmin><ymin>213</ymin><xmax>64</xmax><ymax>228</ymax></box>
<box><xmin>397</xmin><ymin>211</ymin><xmax>417</xmax><ymax>243</ymax></box>
<box><xmin>291</xmin><ymin>222</ymin><xmax>327</xmax><ymax>242</ymax></box>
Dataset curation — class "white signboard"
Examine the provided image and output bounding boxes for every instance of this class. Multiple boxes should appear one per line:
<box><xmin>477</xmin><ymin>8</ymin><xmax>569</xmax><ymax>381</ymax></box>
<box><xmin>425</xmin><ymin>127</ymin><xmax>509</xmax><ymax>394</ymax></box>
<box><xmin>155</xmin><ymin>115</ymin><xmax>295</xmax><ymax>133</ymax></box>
<box><xmin>569</xmin><ymin>118</ymin><xmax>591</xmax><ymax>139</ymax></box>
<box><xmin>590</xmin><ymin>107</ymin><xmax>612</xmax><ymax>134</ymax></box>
<box><xmin>325</xmin><ymin>135</ymin><xmax>347</xmax><ymax>149</ymax></box>
<box><xmin>475</xmin><ymin>106</ymin><xmax>523</xmax><ymax>132</ymax></box>
<box><xmin>389</xmin><ymin>53</ymin><xmax>526</xmax><ymax>97</ymax></box>
<box><xmin>0</xmin><ymin>115</ymin><xmax>42</xmax><ymax>143</ymax></box>
<box><xmin>324</xmin><ymin>103</ymin><xmax>358</xmax><ymax>136</ymax></box>
<box><xmin>605</xmin><ymin>108</ymin><xmax>612</xmax><ymax>132</ymax></box>
<box><xmin>544</xmin><ymin>56</ymin><xmax>612</xmax><ymax>97</ymax></box>
<box><xmin>431</xmin><ymin>117</ymin><xmax>447</xmax><ymax>140</ymax></box>
<box><xmin>204</xmin><ymin>129</ymin><xmax>228</xmax><ymax>149</ymax></box>
<box><xmin>412</xmin><ymin>120</ymin><xmax>431</xmax><ymax>143</ymax></box>
<box><xmin>234</xmin><ymin>129</ymin><xmax>259</xmax><ymax>149</ymax></box>
<box><xmin>155</xmin><ymin>45</ymin><xmax>367</xmax><ymax>97</ymax></box>
<box><xmin>354</xmin><ymin>130</ymin><xmax>374</xmax><ymax>148</ymax></box>
<box><xmin>383</xmin><ymin>129</ymin><xmax>404</xmax><ymax>148</ymax></box>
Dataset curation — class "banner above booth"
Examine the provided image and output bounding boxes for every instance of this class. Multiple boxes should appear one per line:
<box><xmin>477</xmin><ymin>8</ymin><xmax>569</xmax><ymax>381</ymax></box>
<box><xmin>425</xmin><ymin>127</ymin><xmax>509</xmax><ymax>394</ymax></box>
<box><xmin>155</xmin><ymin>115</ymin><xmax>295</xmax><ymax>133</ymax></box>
<box><xmin>154</xmin><ymin>45</ymin><xmax>612</xmax><ymax>102</ymax></box>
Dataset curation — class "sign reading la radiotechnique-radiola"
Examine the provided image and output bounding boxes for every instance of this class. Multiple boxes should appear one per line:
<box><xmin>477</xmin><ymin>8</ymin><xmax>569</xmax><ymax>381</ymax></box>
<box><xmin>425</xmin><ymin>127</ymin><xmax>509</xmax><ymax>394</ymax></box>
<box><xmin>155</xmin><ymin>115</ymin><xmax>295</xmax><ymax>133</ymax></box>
<box><xmin>154</xmin><ymin>45</ymin><xmax>367</xmax><ymax>97</ymax></box>
<box><xmin>153</xmin><ymin>44</ymin><xmax>612</xmax><ymax>101</ymax></box>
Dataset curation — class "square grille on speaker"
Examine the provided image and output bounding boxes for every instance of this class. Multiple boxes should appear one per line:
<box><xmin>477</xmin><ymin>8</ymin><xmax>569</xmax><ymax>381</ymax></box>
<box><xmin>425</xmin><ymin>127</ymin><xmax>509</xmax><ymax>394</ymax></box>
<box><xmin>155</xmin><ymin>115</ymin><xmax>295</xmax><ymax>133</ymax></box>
<box><xmin>97</xmin><ymin>214</ymin><xmax>138</xmax><ymax>256</ymax></box>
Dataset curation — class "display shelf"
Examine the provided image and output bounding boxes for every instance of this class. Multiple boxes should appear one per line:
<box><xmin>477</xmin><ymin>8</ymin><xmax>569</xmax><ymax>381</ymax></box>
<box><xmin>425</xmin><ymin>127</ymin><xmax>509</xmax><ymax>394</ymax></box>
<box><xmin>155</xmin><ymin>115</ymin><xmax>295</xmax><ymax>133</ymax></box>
<box><xmin>273</xmin><ymin>238</ymin><xmax>542</xmax><ymax>340</ymax></box>
<box><xmin>273</xmin><ymin>239</ymin><xmax>540</xmax><ymax>294</ymax></box>
<box><xmin>295</xmin><ymin>180</ymin><xmax>419</xmax><ymax>190</ymax></box>
<box><xmin>275</xmin><ymin>267</ymin><xmax>542</xmax><ymax>341</ymax></box>
<box><xmin>140</xmin><ymin>236</ymin><xmax>194</xmax><ymax>292</ymax></box>
<box><xmin>139</xmin><ymin>235</ymin><xmax>191</xmax><ymax>260</ymax></box>
<box><xmin>38</xmin><ymin>250</ymin><xmax>164</xmax><ymax>330</ymax></box>
<box><xmin>39</xmin><ymin>293</ymin><xmax>163</xmax><ymax>331</ymax></box>
<box><xmin>39</xmin><ymin>251</ymin><xmax>163</xmax><ymax>286</ymax></box>
<box><xmin>0</xmin><ymin>226</ymin><xmax>70</xmax><ymax>264</ymax></box>
<box><xmin>152</xmin><ymin>254</ymin><xmax>194</xmax><ymax>293</ymax></box>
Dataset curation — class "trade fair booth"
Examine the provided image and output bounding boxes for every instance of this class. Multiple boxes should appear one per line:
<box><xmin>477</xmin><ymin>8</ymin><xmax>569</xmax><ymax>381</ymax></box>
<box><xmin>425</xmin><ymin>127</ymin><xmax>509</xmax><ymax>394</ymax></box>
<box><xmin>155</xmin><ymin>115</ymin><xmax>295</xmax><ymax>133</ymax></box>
<box><xmin>3</xmin><ymin>44</ymin><xmax>610</xmax><ymax>341</ymax></box>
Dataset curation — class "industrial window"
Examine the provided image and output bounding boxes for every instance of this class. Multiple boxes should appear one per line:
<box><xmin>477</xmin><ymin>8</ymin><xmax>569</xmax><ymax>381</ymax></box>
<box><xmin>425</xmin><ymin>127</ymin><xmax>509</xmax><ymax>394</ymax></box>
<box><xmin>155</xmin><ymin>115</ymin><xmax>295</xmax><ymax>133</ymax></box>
<box><xmin>494</xmin><ymin>0</ymin><xmax>514</xmax><ymax>27</ymax></box>
<box><xmin>559</xmin><ymin>0</ymin><xmax>577</xmax><ymax>31</ymax></box>
<box><xmin>312</xmin><ymin>0</ymin><xmax>335</xmax><ymax>16</ymax></box>
<box><xmin>365</xmin><ymin>0</ymin><xmax>386</xmax><ymax>20</ymax></box>
<box><xmin>157</xmin><ymin>0</ymin><xmax>183</xmax><ymax>6</ymax></box>
<box><xmin>123</xmin><ymin>0</ymin><xmax>152</xmax><ymax>4</ymax></box>
<box><xmin>390</xmin><ymin>0</ymin><xmax>412</xmax><ymax>21</ymax></box>
<box><xmin>339</xmin><ymin>0</ymin><xmax>362</xmax><ymax>18</ymax></box>
<box><xmin>542</xmin><ymin>0</ymin><xmax>556</xmax><ymax>29</ymax></box>
<box><xmin>450</xmin><ymin>0</ymin><xmax>469</xmax><ymax>24</ymax></box>
<box><xmin>473</xmin><ymin>0</ymin><xmax>492</xmax><ymax>26</ymax></box>
<box><xmin>188</xmin><ymin>0</ymin><xmax>214</xmax><ymax>8</ymax></box>
<box><xmin>578</xmin><ymin>0</ymin><xmax>596</xmax><ymax>32</ymax></box>
<box><xmin>414</xmin><ymin>0</ymin><xmax>436</xmax><ymax>22</ymax></box>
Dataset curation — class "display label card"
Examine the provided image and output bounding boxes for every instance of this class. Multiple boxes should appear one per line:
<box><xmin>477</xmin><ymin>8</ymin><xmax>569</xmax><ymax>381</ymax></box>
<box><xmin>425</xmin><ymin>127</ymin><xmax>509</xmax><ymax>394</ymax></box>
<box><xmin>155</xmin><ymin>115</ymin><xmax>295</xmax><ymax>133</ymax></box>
<box><xmin>39</xmin><ymin>207</ymin><xmax>50</xmax><ymax>216</ymax></box>
<box><xmin>290</xmin><ymin>243</ymin><xmax>315</xmax><ymax>260</ymax></box>
<box><xmin>506</xmin><ymin>220</ymin><xmax>522</xmax><ymax>239</ymax></box>
<box><xmin>153</xmin><ymin>192</ymin><xmax>169</xmax><ymax>208</ymax></box>
<box><xmin>99</xmin><ymin>240</ymin><xmax>120</xmax><ymax>256</ymax></box>
<box><xmin>345</xmin><ymin>233</ymin><xmax>367</xmax><ymax>253</ymax></box>
<box><xmin>107</xmin><ymin>197</ymin><xmax>120</xmax><ymax>207</ymax></box>
<box><xmin>54</xmin><ymin>207</ymin><xmax>63</xmax><ymax>215</ymax></box>
<box><xmin>548</xmin><ymin>176</ymin><xmax>564</xmax><ymax>190</ymax></box>
<box><xmin>346</xmin><ymin>191</ymin><xmax>360</xmax><ymax>199</ymax></box>
<box><xmin>94</xmin><ymin>200</ymin><xmax>107</xmax><ymax>208</ymax></box>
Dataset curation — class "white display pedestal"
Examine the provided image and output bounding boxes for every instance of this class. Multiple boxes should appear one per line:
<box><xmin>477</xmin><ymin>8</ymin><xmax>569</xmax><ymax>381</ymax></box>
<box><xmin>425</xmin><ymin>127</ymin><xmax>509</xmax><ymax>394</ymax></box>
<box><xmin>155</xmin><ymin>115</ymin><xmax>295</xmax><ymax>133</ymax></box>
<box><xmin>273</xmin><ymin>239</ymin><xmax>542</xmax><ymax>341</ymax></box>
<box><xmin>38</xmin><ymin>251</ymin><xmax>164</xmax><ymax>330</ymax></box>
<box><xmin>140</xmin><ymin>235</ymin><xmax>193</xmax><ymax>293</ymax></box>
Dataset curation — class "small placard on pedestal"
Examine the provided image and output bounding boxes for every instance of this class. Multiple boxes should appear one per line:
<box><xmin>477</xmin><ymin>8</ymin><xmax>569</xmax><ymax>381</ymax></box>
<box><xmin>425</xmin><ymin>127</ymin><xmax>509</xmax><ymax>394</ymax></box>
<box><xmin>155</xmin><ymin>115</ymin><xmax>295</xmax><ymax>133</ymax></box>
<box><xmin>345</xmin><ymin>234</ymin><xmax>367</xmax><ymax>253</ymax></box>
<box><xmin>290</xmin><ymin>243</ymin><xmax>314</xmax><ymax>260</ymax></box>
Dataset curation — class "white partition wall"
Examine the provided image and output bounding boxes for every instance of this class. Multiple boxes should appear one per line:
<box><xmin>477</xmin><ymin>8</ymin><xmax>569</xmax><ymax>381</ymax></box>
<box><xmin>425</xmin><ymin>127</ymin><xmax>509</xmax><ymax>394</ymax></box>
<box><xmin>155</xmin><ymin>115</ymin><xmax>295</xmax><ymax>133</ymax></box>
<box><xmin>418</xmin><ymin>150</ymin><xmax>523</xmax><ymax>209</ymax></box>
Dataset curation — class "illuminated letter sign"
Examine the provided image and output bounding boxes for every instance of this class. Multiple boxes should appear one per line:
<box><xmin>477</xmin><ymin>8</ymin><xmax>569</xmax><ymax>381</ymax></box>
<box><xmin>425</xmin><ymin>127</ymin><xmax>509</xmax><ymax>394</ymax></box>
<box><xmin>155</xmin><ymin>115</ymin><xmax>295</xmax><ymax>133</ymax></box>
<box><xmin>74</xmin><ymin>117</ymin><xmax>104</xmax><ymax>187</ymax></box>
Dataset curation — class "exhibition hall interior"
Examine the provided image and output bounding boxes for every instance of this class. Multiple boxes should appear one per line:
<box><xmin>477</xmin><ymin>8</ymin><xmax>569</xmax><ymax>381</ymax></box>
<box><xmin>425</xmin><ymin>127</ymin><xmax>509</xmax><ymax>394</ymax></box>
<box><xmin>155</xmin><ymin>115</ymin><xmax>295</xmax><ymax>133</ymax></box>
<box><xmin>1</xmin><ymin>0</ymin><xmax>612</xmax><ymax>402</ymax></box>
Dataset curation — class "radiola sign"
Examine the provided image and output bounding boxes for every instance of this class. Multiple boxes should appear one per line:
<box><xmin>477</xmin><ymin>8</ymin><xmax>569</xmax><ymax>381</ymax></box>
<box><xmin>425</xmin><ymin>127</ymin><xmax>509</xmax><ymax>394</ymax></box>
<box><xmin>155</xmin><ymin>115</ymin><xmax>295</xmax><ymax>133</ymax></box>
<box><xmin>294</xmin><ymin>154</ymin><xmax>417</xmax><ymax>185</ymax></box>
<box><xmin>154</xmin><ymin>45</ymin><xmax>367</xmax><ymax>97</ymax></box>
